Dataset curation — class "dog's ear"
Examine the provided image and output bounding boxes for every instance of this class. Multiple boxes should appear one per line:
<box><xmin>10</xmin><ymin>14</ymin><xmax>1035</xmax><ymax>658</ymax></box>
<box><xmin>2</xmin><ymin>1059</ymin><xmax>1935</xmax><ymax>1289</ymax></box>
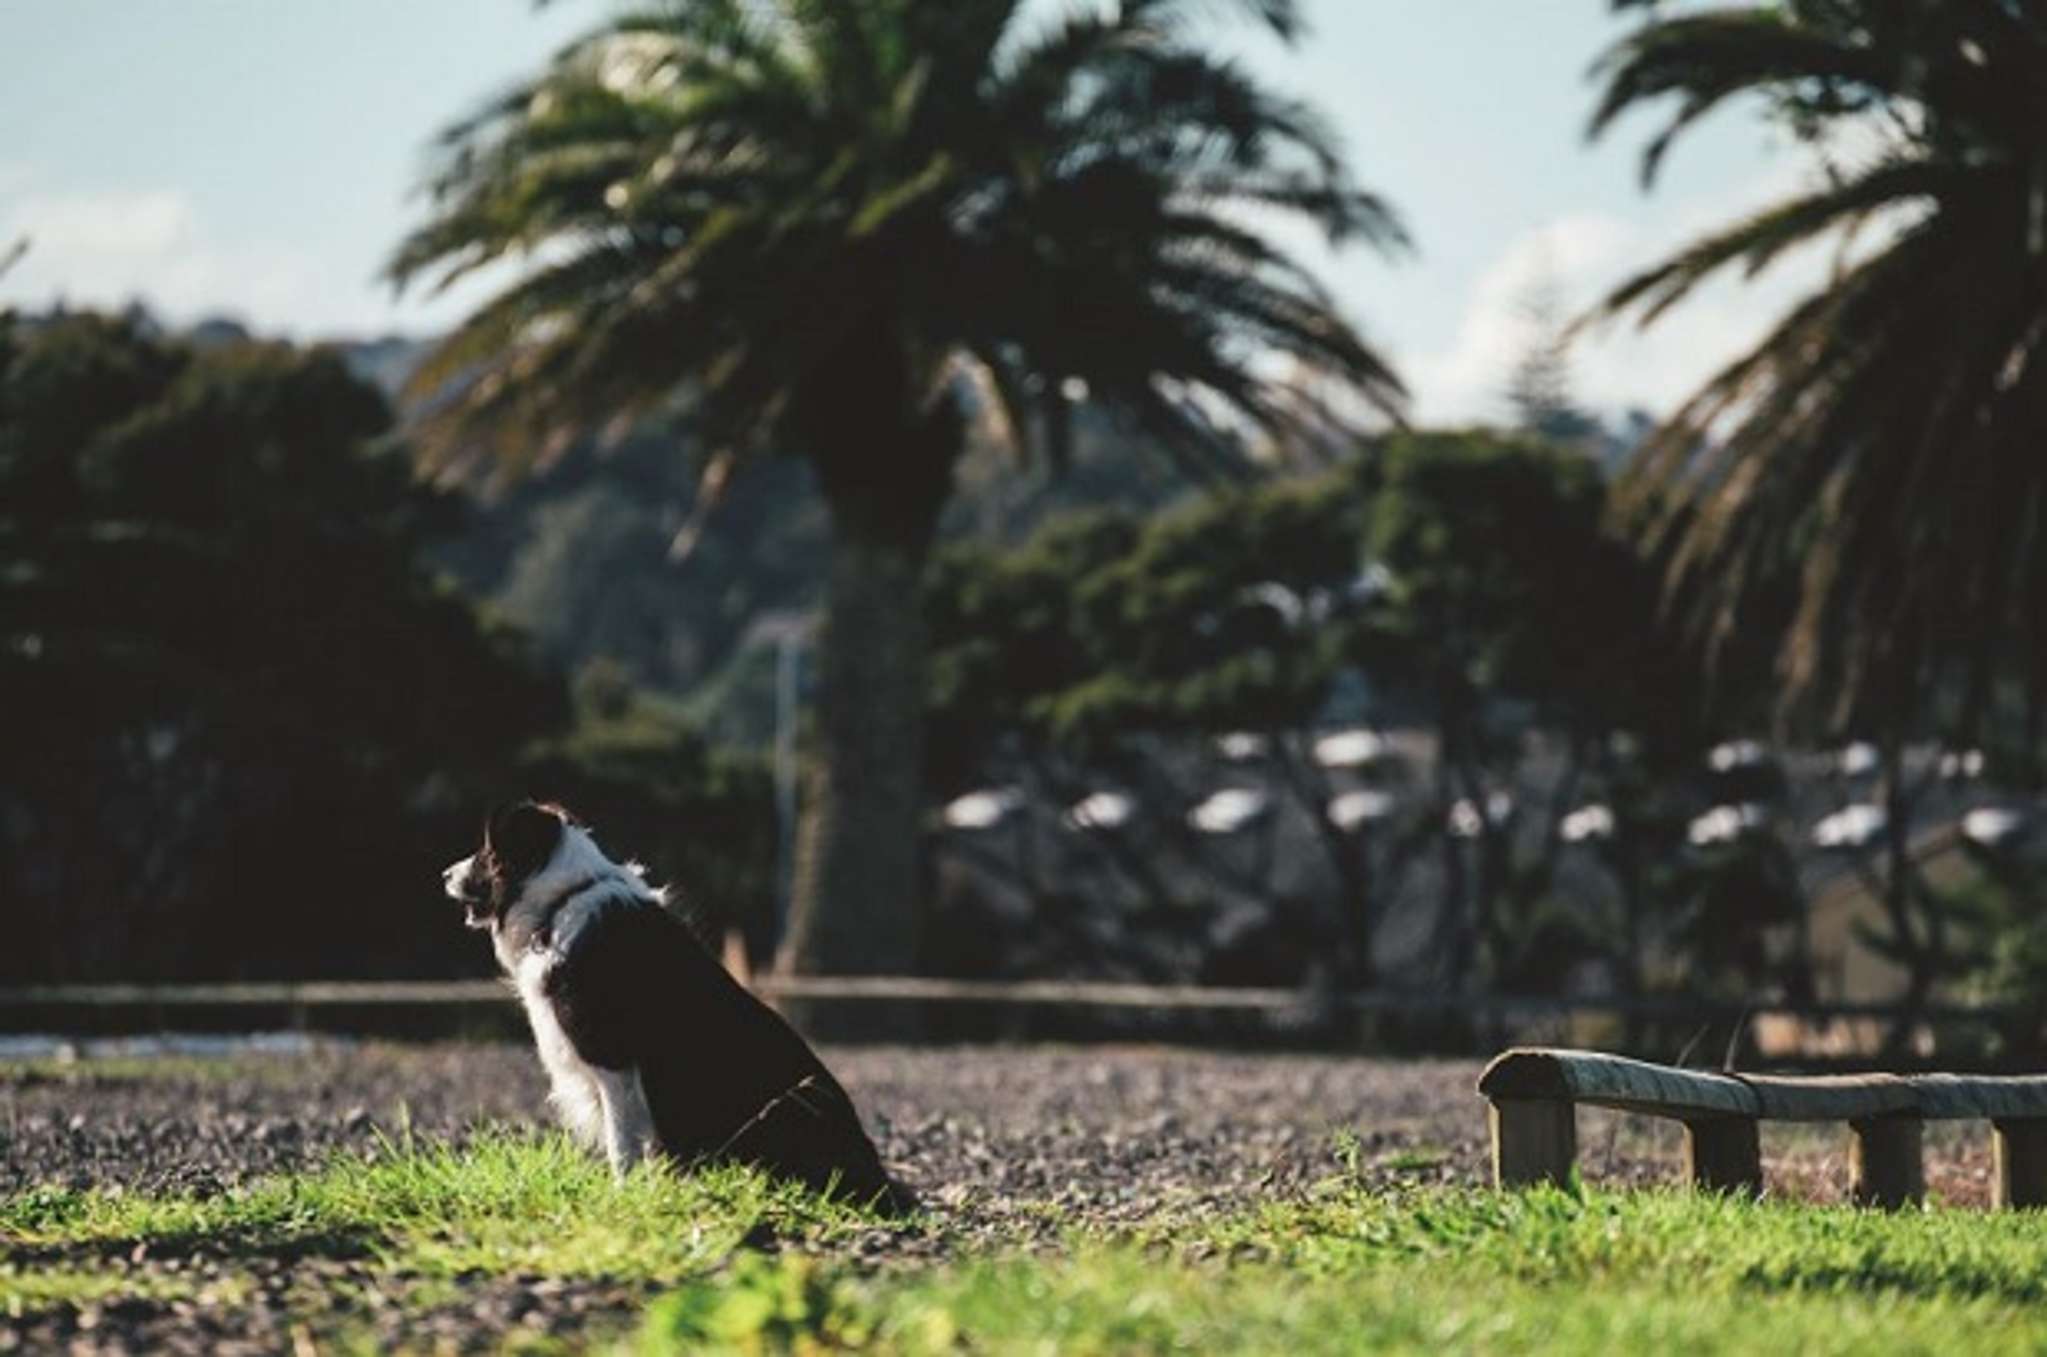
<box><xmin>485</xmin><ymin>800</ymin><xmax>564</xmax><ymax>882</ymax></box>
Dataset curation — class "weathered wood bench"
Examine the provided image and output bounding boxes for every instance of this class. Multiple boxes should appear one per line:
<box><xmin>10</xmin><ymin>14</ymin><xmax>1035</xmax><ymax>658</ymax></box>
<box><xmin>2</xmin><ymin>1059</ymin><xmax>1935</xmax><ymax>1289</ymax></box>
<box><xmin>1478</xmin><ymin>1048</ymin><xmax>2047</xmax><ymax>1209</ymax></box>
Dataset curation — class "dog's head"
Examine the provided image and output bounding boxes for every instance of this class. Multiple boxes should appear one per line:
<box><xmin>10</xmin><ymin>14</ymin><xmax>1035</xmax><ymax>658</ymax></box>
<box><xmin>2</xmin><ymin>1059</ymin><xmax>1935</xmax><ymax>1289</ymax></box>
<box><xmin>443</xmin><ymin>800</ymin><xmax>576</xmax><ymax>929</ymax></box>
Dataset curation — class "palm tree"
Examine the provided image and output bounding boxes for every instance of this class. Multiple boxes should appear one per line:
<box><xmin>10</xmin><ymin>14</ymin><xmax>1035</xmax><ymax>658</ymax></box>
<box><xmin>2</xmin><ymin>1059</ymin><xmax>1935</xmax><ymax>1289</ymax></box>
<box><xmin>389</xmin><ymin>0</ymin><xmax>1406</xmax><ymax>979</ymax></box>
<box><xmin>1589</xmin><ymin>0</ymin><xmax>2047</xmax><ymax>1027</ymax></box>
<box><xmin>1589</xmin><ymin>0</ymin><xmax>2047</xmax><ymax>742</ymax></box>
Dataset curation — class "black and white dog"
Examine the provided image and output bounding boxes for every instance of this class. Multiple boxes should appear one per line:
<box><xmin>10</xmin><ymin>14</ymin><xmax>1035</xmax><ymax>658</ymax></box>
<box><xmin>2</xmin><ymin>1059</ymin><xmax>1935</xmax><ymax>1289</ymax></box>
<box><xmin>443</xmin><ymin>800</ymin><xmax>909</xmax><ymax>1211</ymax></box>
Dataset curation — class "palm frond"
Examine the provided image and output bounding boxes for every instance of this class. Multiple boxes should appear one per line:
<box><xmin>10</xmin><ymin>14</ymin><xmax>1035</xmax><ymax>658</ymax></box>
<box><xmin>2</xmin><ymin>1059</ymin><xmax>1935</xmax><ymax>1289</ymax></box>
<box><xmin>391</xmin><ymin>0</ymin><xmax>1405</xmax><ymax>502</ymax></box>
<box><xmin>1595</xmin><ymin>156</ymin><xmax>1949</xmax><ymax>326</ymax></box>
<box><xmin>1592</xmin><ymin>0</ymin><xmax>2047</xmax><ymax>732</ymax></box>
<box><xmin>1591</xmin><ymin>12</ymin><xmax>1888</xmax><ymax>185</ymax></box>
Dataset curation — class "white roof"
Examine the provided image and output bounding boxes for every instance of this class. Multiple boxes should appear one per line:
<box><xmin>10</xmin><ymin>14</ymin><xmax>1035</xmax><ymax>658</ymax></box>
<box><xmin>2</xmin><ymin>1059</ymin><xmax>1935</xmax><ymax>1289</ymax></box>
<box><xmin>1329</xmin><ymin>789</ymin><xmax>1396</xmax><ymax>831</ymax></box>
<box><xmin>1313</xmin><ymin>728</ymin><xmax>1385</xmax><ymax>769</ymax></box>
<box><xmin>1810</xmin><ymin>803</ymin><xmax>1886</xmax><ymax>850</ymax></box>
<box><xmin>1238</xmin><ymin>581</ymin><xmax>1304</xmax><ymax>628</ymax></box>
<box><xmin>1940</xmin><ymin>749</ymin><xmax>1987</xmax><ymax>781</ymax></box>
<box><xmin>1707</xmin><ymin>740</ymin><xmax>1769</xmax><ymax>773</ymax></box>
<box><xmin>1688</xmin><ymin>803</ymin><xmax>1767</xmax><ymax>847</ymax></box>
<box><xmin>1559</xmin><ymin>804</ymin><xmax>1616</xmax><ymax>844</ymax></box>
<box><xmin>1188</xmin><ymin>788</ymin><xmax>1271</xmax><ymax>835</ymax></box>
<box><xmin>1448</xmin><ymin>792</ymin><xmax>1515</xmax><ymax>839</ymax></box>
<box><xmin>1066</xmin><ymin>791</ymin><xmax>1136</xmax><ymax>831</ymax></box>
<box><xmin>1215</xmin><ymin>732</ymin><xmax>1269</xmax><ymax>761</ymax></box>
<box><xmin>942</xmin><ymin>788</ymin><xmax>1023</xmax><ymax>831</ymax></box>
<box><xmin>1963</xmin><ymin>806</ymin><xmax>2027</xmax><ymax>847</ymax></box>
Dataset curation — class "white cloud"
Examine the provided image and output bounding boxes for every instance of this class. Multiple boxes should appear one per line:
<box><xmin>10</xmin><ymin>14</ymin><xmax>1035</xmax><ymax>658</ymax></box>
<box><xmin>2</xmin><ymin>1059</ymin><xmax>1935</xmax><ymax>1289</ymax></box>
<box><xmin>1405</xmin><ymin>159</ymin><xmax>1845</xmax><ymax>424</ymax></box>
<box><xmin>0</xmin><ymin>176</ymin><xmax>571</xmax><ymax>340</ymax></box>
<box><xmin>1404</xmin><ymin>212</ymin><xmax>1635</xmax><ymax>422</ymax></box>
<box><xmin>0</xmin><ymin>180</ymin><xmax>418</xmax><ymax>336</ymax></box>
<box><xmin>19</xmin><ymin>189</ymin><xmax>196</xmax><ymax>257</ymax></box>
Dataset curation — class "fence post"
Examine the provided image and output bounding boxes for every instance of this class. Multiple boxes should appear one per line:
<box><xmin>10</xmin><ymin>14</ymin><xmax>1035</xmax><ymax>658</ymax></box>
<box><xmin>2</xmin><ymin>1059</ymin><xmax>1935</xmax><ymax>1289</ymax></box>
<box><xmin>1683</xmin><ymin>1117</ymin><xmax>1762</xmax><ymax>1196</ymax></box>
<box><xmin>1850</xmin><ymin>1115</ymin><xmax>1924</xmax><ymax>1209</ymax></box>
<box><xmin>1993</xmin><ymin>1120</ymin><xmax>2047</xmax><ymax>1209</ymax></box>
<box><xmin>1488</xmin><ymin>1099</ymin><xmax>1576</xmax><ymax>1189</ymax></box>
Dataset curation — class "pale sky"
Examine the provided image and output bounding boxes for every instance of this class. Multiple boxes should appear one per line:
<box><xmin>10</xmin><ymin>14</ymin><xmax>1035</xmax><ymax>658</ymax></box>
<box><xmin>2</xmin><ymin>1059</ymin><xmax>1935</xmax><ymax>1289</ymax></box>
<box><xmin>0</xmin><ymin>2</ymin><xmax>1829</xmax><ymax>424</ymax></box>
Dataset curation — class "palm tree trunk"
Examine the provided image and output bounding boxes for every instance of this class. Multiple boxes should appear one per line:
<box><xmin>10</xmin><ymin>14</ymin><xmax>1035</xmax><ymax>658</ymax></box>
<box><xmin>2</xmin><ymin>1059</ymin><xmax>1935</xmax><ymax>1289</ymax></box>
<box><xmin>778</xmin><ymin>519</ymin><xmax>932</xmax><ymax>978</ymax></box>
<box><xmin>775</xmin><ymin>355</ymin><xmax>961</xmax><ymax>998</ymax></box>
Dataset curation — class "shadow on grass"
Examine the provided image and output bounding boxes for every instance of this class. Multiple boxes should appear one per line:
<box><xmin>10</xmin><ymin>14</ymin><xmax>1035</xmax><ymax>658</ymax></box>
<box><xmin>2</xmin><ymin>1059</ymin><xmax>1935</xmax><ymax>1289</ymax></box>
<box><xmin>4</xmin><ymin>1221</ymin><xmax>383</xmax><ymax>1269</ymax></box>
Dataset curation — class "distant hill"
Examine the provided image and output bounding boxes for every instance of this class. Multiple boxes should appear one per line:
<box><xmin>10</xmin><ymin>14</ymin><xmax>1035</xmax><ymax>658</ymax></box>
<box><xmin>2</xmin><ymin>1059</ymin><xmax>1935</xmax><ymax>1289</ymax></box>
<box><xmin>318</xmin><ymin>329</ymin><xmax>1651</xmax><ymax>749</ymax></box>
<box><xmin>323</xmin><ymin>332</ymin><xmax>1201</xmax><ymax>745</ymax></box>
<box><xmin>332</xmin><ymin>333</ymin><xmax>431</xmax><ymax>398</ymax></box>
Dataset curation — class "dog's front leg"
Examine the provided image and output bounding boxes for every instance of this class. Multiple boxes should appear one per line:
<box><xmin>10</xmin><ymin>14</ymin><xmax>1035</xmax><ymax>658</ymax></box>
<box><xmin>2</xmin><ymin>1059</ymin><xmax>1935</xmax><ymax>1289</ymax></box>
<box><xmin>590</xmin><ymin>1066</ymin><xmax>657</xmax><ymax>1178</ymax></box>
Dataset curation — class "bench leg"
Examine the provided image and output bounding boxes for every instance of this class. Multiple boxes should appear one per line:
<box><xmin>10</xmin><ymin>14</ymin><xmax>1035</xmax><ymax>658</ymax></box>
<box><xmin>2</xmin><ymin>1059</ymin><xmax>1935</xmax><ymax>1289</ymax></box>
<box><xmin>1850</xmin><ymin>1115</ymin><xmax>1924</xmax><ymax>1209</ymax></box>
<box><xmin>1993</xmin><ymin>1120</ymin><xmax>2047</xmax><ymax>1209</ymax></box>
<box><xmin>1489</xmin><ymin>1098</ymin><xmax>1576</xmax><ymax>1189</ymax></box>
<box><xmin>1684</xmin><ymin>1117</ymin><xmax>1762</xmax><ymax>1196</ymax></box>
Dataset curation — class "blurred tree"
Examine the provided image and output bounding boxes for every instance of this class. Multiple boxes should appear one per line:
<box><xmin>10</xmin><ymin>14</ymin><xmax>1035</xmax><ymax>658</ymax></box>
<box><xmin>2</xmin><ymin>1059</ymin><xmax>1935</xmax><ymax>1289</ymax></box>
<box><xmin>925</xmin><ymin>510</ymin><xmax>1145</xmax><ymax>793</ymax></box>
<box><xmin>387</xmin><ymin>0</ymin><xmax>1408</xmax><ymax>981</ymax></box>
<box><xmin>926</xmin><ymin>431</ymin><xmax>1698</xmax><ymax>995</ymax></box>
<box><xmin>930</xmin><ymin>479</ymin><xmax>1382</xmax><ymax>983</ymax></box>
<box><xmin>1503</xmin><ymin>261</ymin><xmax>1600</xmax><ymax>447</ymax></box>
<box><xmin>1354</xmin><ymin>430</ymin><xmax>1696</xmax><ymax>990</ymax></box>
<box><xmin>1591</xmin><ymin>0</ymin><xmax>2047</xmax><ymax>1031</ymax></box>
<box><xmin>1944</xmin><ymin>839</ymin><xmax>2047</xmax><ymax>1060</ymax></box>
<box><xmin>0</xmin><ymin>313</ymin><xmax>566</xmax><ymax>980</ymax></box>
<box><xmin>1667</xmin><ymin>832</ymin><xmax>1809</xmax><ymax>1000</ymax></box>
<box><xmin>0</xmin><ymin>311</ymin><xmax>783</xmax><ymax>985</ymax></box>
<box><xmin>1592</xmin><ymin>0</ymin><xmax>2047</xmax><ymax>739</ymax></box>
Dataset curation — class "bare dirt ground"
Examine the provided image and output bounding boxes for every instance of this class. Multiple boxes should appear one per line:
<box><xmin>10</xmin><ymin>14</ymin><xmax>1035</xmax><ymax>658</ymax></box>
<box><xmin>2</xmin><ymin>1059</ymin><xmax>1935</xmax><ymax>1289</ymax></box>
<box><xmin>0</xmin><ymin>1042</ymin><xmax>2001</xmax><ymax>1353</ymax></box>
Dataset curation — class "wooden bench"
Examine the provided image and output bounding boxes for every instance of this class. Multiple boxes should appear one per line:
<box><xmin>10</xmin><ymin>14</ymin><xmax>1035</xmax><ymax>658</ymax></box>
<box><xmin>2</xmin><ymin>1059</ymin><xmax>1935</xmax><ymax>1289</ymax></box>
<box><xmin>1478</xmin><ymin>1048</ymin><xmax>2047</xmax><ymax>1209</ymax></box>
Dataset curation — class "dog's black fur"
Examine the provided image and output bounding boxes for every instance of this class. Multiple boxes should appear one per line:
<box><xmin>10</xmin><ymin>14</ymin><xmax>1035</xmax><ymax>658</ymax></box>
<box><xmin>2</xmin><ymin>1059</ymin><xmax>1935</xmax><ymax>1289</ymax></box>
<box><xmin>450</xmin><ymin>800</ymin><xmax>911</xmax><ymax>1213</ymax></box>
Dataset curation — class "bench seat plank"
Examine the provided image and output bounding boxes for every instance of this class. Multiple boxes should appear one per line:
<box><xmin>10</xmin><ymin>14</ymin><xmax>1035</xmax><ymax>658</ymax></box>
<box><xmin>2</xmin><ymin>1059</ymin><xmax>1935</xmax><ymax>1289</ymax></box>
<box><xmin>1734</xmin><ymin>1073</ymin><xmax>1917</xmax><ymax>1122</ymax></box>
<box><xmin>1480</xmin><ymin>1049</ymin><xmax>1760</xmax><ymax>1119</ymax></box>
<box><xmin>1910</xmin><ymin>1074</ymin><xmax>2047</xmax><ymax>1121</ymax></box>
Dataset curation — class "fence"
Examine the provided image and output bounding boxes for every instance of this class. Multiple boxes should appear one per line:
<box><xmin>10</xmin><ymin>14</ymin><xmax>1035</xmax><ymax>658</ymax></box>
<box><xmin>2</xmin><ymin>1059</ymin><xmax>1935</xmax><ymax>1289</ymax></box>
<box><xmin>1479</xmin><ymin>1047</ymin><xmax>2047</xmax><ymax>1209</ymax></box>
<box><xmin>0</xmin><ymin>979</ymin><xmax>2028</xmax><ymax>1062</ymax></box>
<box><xmin>0</xmin><ymin>978</ymin><xmax>2030</xmax><ymax>1072</ymax></box>
<box><xmin>0</xmin><ymin>977</ymin><xmax>2019</xmax><ymax>1016</ymax></box>
<box><xmin>0</xmin><ymin>978</ymin><xmax>2017</xmax><ymax>1022</ymax></box>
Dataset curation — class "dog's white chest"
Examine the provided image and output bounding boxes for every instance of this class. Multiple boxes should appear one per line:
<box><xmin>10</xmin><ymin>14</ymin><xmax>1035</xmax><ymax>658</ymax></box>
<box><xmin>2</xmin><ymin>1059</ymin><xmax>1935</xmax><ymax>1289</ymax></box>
<box><xmin>511</xmin><ymin>948</ymin><xmax>609</xmax><ymax>1149</ymax></box>
<box><xmin>503</xmin><ymin>898</ymin><xmax>659</xmax><ymax>1172</ymax></box>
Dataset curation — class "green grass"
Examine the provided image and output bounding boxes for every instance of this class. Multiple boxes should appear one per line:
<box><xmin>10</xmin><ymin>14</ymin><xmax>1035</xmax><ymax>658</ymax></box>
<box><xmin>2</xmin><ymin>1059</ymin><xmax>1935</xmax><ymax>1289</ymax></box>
<box><xmin>628</xmin><ymin>1246</ymin><xmax>2047</xmax><ymax>1356</ymax></box>
<box><xmin>629</xmin><ymin>1187</ymin><xmax>2047</xmax><ymax>1355</ymax></box>
<box><xmin>1</xmin><ymin>1131</ymin><xmax>877</xmax><ymax>1283</ymax></box>
<box><xmin>7</xmin><ymin>1137</ymin><xmax>2047</xmax><ymax>1353</ymax></box>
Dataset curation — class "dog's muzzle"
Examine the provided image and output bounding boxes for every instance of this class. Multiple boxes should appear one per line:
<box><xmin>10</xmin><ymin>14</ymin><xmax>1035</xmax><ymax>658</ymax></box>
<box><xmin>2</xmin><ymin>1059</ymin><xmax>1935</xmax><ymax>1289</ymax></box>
<box><xmin>443</xmin><ymin>855</ymin><xmax>491</xmax><ymax>926</ymax></box>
